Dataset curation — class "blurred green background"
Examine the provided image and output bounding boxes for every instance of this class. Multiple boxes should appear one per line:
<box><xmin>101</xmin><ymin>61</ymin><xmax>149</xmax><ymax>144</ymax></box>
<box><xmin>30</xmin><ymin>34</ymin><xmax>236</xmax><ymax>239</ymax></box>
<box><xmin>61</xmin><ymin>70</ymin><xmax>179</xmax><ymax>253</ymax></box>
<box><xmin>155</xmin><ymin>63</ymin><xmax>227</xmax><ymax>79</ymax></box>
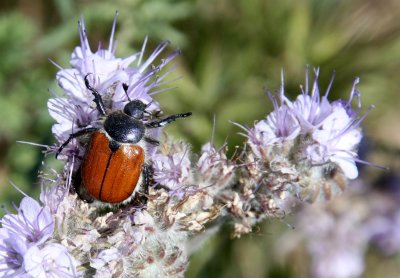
<box><xmin>0</xmin><ymin>0</ymin><xmax>399</xmax><ymax>277</ymax></box>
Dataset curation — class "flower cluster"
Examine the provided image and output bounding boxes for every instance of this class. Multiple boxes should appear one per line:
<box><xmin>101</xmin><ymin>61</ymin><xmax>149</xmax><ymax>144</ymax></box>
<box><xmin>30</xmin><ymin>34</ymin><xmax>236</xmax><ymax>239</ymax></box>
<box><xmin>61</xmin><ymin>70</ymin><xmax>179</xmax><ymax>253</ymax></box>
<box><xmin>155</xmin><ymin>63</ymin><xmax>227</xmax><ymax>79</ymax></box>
<box><xmin>48</xmin><ymin>13</ymin><xmax>178</xmax><ymax>160</ymax></box>
<box><xmin>24</xmin><ymin>136</ymin><xmax>231</xmax><ymax>276</ymax></box>
<box><xmin>226</xmin><ymin>68</ymin><xmax>370</xmax><ymax>236</ymax></box>
<box><xmin>0</xmin><ymin>196</ymin><xmax>77</xmax><ymax>277</ymax></box>
<box><xmin>245</xmin><ymin>69</ymin><xmax>366</xmax><ymax>181</ymax></box>
<box><xmin>0</xmin><ymin>14</ymin><xmax>374</xmax><ymax>277</ymax></box>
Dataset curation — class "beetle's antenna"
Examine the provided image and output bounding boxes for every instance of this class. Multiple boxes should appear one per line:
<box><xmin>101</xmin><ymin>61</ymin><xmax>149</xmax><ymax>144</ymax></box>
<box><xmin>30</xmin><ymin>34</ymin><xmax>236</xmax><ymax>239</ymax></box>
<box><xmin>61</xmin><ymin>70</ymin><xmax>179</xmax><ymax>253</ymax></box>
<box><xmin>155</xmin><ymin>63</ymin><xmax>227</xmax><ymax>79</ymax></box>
<box><xmin>122</xmin><ymin>83</ymin><xmax>132</xmax><ymax>102</ymax></box>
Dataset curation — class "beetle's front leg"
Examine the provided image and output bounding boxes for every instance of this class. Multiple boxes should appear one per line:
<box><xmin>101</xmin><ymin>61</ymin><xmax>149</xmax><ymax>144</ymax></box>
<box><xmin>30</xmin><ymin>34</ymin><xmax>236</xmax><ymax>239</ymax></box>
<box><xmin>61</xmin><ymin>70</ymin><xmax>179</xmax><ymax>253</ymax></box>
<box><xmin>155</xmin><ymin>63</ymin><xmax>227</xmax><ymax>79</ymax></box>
<box><xmin>84</xmin><ymin>74</ymin><xmax>107</xmax><ymax>116</ymax></box>
<box><xmin>56</xmin><ymin>127</ymin><xmax>99</xmax><ymax>159</ymax></box>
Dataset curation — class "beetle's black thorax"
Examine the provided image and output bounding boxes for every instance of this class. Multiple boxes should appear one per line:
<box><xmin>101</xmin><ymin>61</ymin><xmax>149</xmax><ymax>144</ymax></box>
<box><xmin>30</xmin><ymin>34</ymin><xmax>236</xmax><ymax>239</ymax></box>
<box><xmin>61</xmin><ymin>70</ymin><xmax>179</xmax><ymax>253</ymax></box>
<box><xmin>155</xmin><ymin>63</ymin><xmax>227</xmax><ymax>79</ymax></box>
<box><xmin>104</xmin><ymin>111</ymin><xmax>145</xmax><ymax>144</ymax></box>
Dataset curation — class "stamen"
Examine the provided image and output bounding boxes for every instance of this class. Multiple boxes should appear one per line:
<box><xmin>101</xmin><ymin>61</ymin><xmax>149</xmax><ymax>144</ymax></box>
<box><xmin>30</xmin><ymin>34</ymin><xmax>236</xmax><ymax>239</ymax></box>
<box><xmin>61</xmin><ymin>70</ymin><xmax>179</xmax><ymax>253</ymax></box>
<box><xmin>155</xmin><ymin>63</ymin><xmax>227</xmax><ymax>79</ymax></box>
<box><xmin>108</xmin><ymin>11</ymin><xmax>119</xmax><ymax>53</ymax></box>
<box><xmin>138</xmin><ymin>41</ymin><xmax>170</xmax><ymax>73</ymax></box>
<box><xmin>305</xmin><ymin>64</ymin><xmax>310</xmax><ymax>94</ymax></box>
<box><xmin>138</xmin><ymin>36</ymin><xmax>148</xmax><ymax>67</ymax></box>
<box><xmin>211</xmin><ymin>113</ymin><xmax>216</xmax><ymax>149</ymax></box>
<box><xmin>324</xmin><ymin>70</ymin><xmax>336</xmax><ymax>98</ymax></box>
<box><xmin>8</xmin><ymin>180</ymin><xmax>29</xmax><ymax>198</ymax></box>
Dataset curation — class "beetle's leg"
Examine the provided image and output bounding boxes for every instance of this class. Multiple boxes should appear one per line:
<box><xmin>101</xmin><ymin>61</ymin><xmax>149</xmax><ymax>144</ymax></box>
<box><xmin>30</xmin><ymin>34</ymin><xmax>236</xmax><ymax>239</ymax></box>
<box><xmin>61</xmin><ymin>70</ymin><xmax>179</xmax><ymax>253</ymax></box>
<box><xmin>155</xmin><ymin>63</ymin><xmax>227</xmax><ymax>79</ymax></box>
<box><xmin>142</xmin><ymin>164</ymin><xmax>151</xmax><ymax>196</ymax></box>
<box><xmin>138</xmin><ymin>163</ymin><xmax>153</xmax><ymax>206</ymax></box>
<box><xmin>56</xmin><ymin>127</ymin><xmax>98</xmax><ymax>159</ymax></box>
<box><xmin>145</xmin><ymin>112</ymin><xmax>192</xmax><ymax>128</ymax></box>
<box><xmin>142</xmin><ymin>163</ymin><xmax>170</xmax><ymax>193</ymax></box>
<box><xmin>73</xmin><ymin>165</ymin><xmax>94</xmax><ymax>203</ymax></box>
<box><xmin>144</xmin><ymin>136</ymin><xmax>160</xmax><ymax>146</ymax></box>
<box><xmin>84</xmin><ymin>74</ymin><xmax>107</xmax><ymax>116</ymax></box>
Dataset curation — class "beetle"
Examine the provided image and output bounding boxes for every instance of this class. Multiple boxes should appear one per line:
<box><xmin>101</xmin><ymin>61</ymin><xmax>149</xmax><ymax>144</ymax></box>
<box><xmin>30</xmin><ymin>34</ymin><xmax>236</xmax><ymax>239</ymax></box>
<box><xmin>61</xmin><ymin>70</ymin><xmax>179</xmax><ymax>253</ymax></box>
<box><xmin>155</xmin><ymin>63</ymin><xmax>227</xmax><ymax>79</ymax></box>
<box><xmin>56</xmin><ymin>74</ymin><xmax>192</xmax><ymax>204</ymax></box>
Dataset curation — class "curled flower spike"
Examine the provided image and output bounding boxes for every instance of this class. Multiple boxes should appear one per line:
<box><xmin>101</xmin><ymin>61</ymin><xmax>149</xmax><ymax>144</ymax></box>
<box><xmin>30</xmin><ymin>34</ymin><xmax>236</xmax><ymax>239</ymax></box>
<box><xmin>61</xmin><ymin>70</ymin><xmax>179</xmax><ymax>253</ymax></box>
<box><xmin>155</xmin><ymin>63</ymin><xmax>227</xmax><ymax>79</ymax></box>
<box><xmin>283</xmin><ymin>68</ymin><xmax>373</xmax><ymax>179</ymax></box>
<box><xmin>244</xmin><ymin>67</ymin><xmax>369</xmax><ymax>179</ymax></box>
<box><xmin>229</xmin><ymin>67</ymin><xmax>374</xmax><ymax>226</ymax></box>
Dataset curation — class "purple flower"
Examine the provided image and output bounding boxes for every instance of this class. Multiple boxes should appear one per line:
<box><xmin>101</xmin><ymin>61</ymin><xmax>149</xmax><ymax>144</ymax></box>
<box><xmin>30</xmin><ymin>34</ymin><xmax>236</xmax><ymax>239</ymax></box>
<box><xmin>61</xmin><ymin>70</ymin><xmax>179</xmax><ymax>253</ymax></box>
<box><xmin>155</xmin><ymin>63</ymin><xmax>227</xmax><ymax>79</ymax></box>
<box><xmin>90</xmin><ymin>248</ymin><xmax>120</xmax><ymax>270</ymax></box>
<box><xmin>309</xmin><ymin>246</ymin><xmax>365</xmax><ymax>278</ymax></box>
<box><xmin>39</xmin><ymin>168</ymin><xmax>71</xmax><ymax>214</ymax></box>
<box><xmin>0</xmin><ymin>229</ymin><xmax>27</xmax><ymax>277</ymax></box>
<box><xmin>0</xmin><ymin>196</ymin><xmax>78</xmax><ymax>277</ymax></box>
<box><xmin>368</xmin><ymin>212</ymin><xmax>400</xmax><ymax>256</ymax></box>
<box><xmin>197</xmin><ymin>142</ymin><xmax>234</xmax><ymax>190</ymax></box>
<box><xmin>153</xmin><ymin>147</ymin><xmax>191</xmax><ymax>191</ymax></box>
<box><xmin>285</xmin><ymin>68</ymin><xmax>367</xmax><ymax>179</ymax></box>
<box><xmin>364</xmin><ymin>174</ymin><xmax>400</xmax><ymax>256</ymax></box>
<box><xmin>1</xmin><ymin>197</ymin><xmax>54</xmax><ymax>246</ymax></box>
<box><xmin>236</xmin><ymin>73</ymin><xmax>301</xmax><ymax>158</ymax></box>
<box><xmin>295</xmin><ymin>201</ymin><xmax>369</xmax><ymax>278</ymax></box>
<box><xmin>243</xmin><ymin>67</ymin><xmax>371</xmax><ymax>179</ymax></box>
<box><xmin>245</xmin><ymin>95</ymin><xmax>300</xmax><ymax>158</ymax></box>
<box><xmin>49</xmin><ymin>13</ymin><xmax>180</xmax><ymax>159</ymax></box>
<box><xmin>23</xmin><ymin>244</ymin><xmax>77</xmax><ymax>277</ymax></box>
<box><xmin>197</xmin><ymin>143</ymin><xmax>226</xmax><ymax>176</ymax></box>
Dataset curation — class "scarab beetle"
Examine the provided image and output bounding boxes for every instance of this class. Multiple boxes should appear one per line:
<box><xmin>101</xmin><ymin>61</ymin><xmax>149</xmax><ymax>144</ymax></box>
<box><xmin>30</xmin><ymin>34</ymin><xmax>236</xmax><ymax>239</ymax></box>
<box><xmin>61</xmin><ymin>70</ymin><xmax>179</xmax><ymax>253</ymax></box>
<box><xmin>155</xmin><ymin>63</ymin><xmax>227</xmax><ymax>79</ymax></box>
<box><xmin>56</xmin><ymin>75</ymin><xmax>192</xmax><ymax>204</ymax></box>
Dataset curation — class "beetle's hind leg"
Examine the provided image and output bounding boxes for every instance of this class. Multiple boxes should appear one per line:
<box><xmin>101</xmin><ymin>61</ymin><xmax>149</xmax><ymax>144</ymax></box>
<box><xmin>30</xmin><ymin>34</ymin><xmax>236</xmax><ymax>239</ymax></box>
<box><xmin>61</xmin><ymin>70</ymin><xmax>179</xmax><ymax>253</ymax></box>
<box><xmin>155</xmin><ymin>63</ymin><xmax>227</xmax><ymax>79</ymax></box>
<box><xmin>143</xmin><ymin>136</ymin><xmax>159</xmax><ymax>146</ymax></box>
<box><xmin>136</xmin><ymin>163</ymin><xmax>154</xmax><ymax>206</ymax></box>
<box><xmin>142</xmin><ymin>164</ymin><xmax>152</xmax><ymax>197</ymax></box>
<box><xmin>72</xmin><ymin>164</ymin><xmax>95</xmax><ymax>203</ymax></box>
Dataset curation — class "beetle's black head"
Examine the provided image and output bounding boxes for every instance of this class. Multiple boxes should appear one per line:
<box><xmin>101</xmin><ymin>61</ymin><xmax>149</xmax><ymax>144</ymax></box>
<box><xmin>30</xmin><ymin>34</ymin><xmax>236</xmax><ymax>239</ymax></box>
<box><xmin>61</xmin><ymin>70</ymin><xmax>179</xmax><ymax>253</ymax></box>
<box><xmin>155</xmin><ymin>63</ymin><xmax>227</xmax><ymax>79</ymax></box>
<box><xmin>123</xmin><ymin>100</ymin><xmax>147</xmax><ymax>119</ymax></box>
